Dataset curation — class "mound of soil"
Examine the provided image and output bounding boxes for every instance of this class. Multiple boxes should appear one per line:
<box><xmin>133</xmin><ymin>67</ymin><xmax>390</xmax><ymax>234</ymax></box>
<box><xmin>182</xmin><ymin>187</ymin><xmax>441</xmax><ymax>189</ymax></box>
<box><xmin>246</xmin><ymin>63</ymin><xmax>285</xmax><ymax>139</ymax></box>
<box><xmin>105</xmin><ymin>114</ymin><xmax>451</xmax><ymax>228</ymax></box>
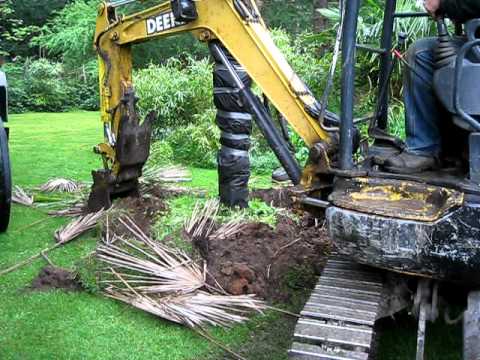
<box><xmin>200</xmin><ymin>214</ymin><xmax>330</xmax><ymax>302</ymax></box>
<box><xmin>111</xmin><ymin>185</ymin><xmax>187</xmax><ymax>237</ymax></box>
<box><xmin>251</xmin><ymin>187</ymin><xmax>296</xmax><ymax>209</ymax></box>
<box><xmin>31</xmin><ymin>266</ymin><xmax>82</xmax><ymax>292</ymax></box>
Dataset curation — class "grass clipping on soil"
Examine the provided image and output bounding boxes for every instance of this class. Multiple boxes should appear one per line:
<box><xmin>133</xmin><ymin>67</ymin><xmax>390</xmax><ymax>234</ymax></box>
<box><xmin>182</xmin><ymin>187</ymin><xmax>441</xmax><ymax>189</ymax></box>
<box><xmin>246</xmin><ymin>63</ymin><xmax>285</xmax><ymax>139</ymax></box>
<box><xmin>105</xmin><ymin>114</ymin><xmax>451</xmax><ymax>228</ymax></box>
<box><xmin>97</xmin><ymin>216</ymin><xmax>265</xmax><ymax>329</ymax></box>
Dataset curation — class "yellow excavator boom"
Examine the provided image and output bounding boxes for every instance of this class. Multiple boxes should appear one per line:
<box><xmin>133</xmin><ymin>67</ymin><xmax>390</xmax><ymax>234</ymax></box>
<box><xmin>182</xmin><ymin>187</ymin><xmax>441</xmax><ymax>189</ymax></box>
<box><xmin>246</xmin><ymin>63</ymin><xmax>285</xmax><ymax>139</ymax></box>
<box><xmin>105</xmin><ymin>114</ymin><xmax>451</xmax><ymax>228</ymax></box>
<box><xmin>91</xmin><ymin>0</ymin><xmax>334</xmax><ymax>209</ymax></box>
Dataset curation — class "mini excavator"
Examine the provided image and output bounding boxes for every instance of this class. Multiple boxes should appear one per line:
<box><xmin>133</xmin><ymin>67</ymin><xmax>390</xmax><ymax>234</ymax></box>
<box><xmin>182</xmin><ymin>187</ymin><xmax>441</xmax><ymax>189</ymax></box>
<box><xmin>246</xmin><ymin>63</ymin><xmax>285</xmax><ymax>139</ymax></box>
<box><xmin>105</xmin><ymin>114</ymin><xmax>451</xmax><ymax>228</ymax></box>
<box><xmin>93</xmin><ymin>1</ymin><xmax>480</xmax><ymax>358</ymax></box>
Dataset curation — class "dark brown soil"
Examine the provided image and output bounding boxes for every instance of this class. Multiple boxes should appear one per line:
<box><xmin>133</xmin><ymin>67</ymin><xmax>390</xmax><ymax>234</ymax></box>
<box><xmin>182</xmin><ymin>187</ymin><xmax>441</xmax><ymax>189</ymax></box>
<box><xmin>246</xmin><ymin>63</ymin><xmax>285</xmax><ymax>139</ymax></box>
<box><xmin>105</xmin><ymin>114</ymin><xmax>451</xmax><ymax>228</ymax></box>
<box><xmin>251</xmin><ymin>187</ymin><xmax>296</xmax><ymax>209</ymax></box>
<box><xmin>110</xmin><ymin>185</ymin><xmax>187</xmax><ymax>237</ymax></box>
<box><xmin>31</xmin><ymin>266</ymin><xmax>82</xmax><ymax>292</ymax></box>
<box><xmin>199</xmin><ymin>214</ymin><xmax>330</xmax><ymax>303</ymax></box>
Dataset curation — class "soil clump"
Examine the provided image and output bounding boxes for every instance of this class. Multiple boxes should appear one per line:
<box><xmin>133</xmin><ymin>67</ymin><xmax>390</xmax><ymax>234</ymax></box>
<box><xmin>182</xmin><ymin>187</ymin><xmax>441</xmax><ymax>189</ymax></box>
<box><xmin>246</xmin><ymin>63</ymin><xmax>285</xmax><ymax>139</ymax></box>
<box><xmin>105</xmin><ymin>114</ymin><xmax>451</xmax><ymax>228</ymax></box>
<box><xmin>199</xmin><ymin>188</ymin><xmax>330</xmax><ymax>302</ymax></box>
<box><xmin>110</xmin><ymin>185</ymin><xmax>186</xmax><ymax>237</ymax></box>
<box><xmin>31</xmin><ymin>266</ymin><xmax>82</xmax><ymax>291</ymax></box>
<box><xmin>251</xmin><ymin>187</ymin><xmax>296</xmax><ymax>209</ymax></box>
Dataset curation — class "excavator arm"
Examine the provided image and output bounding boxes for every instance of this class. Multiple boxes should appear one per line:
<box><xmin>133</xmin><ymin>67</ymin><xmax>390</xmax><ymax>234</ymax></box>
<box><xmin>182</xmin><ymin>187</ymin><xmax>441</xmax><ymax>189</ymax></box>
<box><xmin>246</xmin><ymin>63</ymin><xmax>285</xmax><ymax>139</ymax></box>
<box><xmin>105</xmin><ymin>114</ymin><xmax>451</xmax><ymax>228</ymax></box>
<box><xmin>91</xmin><ymin>0</ymin><xmax>334</xmax><ymax>209</ymax></box>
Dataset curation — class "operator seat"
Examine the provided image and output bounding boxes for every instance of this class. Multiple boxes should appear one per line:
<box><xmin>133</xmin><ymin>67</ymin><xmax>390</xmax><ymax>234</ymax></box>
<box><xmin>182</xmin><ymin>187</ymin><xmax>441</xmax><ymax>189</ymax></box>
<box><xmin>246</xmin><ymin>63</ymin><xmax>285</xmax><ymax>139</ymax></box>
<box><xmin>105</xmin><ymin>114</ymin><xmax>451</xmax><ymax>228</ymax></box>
<box><xmin>433</xmin><ymin>19</ymin><xmax>480</xmax><ymax>132</ymax></box>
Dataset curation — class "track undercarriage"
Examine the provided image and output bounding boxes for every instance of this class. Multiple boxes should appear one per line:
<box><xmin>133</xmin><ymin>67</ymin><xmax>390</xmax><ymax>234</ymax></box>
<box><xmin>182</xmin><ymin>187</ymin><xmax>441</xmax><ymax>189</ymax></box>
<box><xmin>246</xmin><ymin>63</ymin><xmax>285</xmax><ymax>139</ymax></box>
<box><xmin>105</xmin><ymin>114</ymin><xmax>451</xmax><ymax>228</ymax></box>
<box><xmin>289</xmin><ymin>257</ymin><xmax>383</xmax><ymax>360</ymax></box>
<box><xmin>289</xmin><ymin>255</ymin><xmax>480</xmax><ymax>360</ymax></box>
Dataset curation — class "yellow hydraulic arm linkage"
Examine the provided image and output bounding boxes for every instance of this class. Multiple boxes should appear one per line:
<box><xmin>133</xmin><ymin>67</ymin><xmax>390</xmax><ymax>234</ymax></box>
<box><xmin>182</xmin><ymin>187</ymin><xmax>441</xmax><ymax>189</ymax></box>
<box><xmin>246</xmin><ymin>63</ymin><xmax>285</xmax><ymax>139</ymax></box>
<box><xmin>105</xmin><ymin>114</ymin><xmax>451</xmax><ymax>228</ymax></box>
<box><xmin>91</xmin><ymin>0</ymin><xmax>335</xmax><ymax>209</ymax></box>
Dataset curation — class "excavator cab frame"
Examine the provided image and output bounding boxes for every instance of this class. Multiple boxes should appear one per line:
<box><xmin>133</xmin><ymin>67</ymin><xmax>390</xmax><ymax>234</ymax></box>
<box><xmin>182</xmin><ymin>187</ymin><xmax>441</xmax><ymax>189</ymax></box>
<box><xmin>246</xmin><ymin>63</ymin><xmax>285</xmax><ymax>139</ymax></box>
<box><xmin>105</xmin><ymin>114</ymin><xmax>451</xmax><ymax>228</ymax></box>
<box><xmin>329</xmin><ymin>0</ymin><xmax>480</xmax><ymax>279</ymax></box>
<box><xmin>319</xmin><ymin>2</ymin><xmax>480</xmax><ymax>358</ymax></box>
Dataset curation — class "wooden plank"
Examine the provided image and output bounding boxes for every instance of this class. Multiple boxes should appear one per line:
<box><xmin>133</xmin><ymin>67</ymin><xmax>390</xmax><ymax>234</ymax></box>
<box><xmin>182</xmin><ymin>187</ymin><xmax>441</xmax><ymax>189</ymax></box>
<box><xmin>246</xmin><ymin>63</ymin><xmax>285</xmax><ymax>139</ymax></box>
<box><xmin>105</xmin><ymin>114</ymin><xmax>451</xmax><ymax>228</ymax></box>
<box><xmin>294</xmin><ymin>319</ymin><xmax>373</xmax><ymax>348</ymax></box>
<box><xmin>312</xmin><ymin>286</ymin><xmax>381</xmax><ymax>304</ymax></box>
<box><xmin>289</xmin><ymin>342</ymin><xmax>369</xmax><ymax>360</ymax></box>
<box><xmin>302</xmin><ymin>304</ymin><xmax>377</xmax><ymax>325</ymax></box>
<box><xmin>307</xmin><ymin>294</ymin><xmax>379</xmax><ymax>313</ymax></box>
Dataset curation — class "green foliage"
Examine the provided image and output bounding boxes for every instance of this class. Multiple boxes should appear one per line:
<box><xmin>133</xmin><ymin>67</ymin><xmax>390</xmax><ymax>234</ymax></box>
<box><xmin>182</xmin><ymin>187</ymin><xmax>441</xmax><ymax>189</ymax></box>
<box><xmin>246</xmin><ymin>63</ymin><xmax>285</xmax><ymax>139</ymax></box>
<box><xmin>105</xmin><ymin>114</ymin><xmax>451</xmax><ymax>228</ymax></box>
<box><xmin>217</xmin><ymin>199</ymin><xmax>282</xmax><ymax>228</ymax></box>
<box><xmin>5</xmin><ymin>58</ymin><xmax>99</xmax><ymax>113</ymax></box>
<box><xmin>388</xmin><ymin>101</ymin><xmax>407</xmax><ymax>140</ymax></box>
<box><xmin>262</xmin><ymin>0</ymin><xmax>314</xmax><ymax>34</ymax></box>
<box><xmin>33</xmin><ymin>0</ymin><xmax>98</xmax><ymax>64</ymax></box>
<box><xmin>134</xmin><ymin>57</ymin><xmax>214</xmax><ymax>133</ymax></box>
<box><xmin>165</xmin><ymin>110</ymin><xmax>220</xmax><ymax>168</ymax></box>
<box><xmin>12</xmin><ymin>0</ymin><xmax>69</xmax><ymax>27</ymax></box>
<box><xmin>5</xmin><ymin>59</ymin><xmax>68</xmax><ymax>112</ymax></box>
<box><xmin>0</xmin><ymin>0</ymin><xmax>39</xmax><ymax>58</ymax></box>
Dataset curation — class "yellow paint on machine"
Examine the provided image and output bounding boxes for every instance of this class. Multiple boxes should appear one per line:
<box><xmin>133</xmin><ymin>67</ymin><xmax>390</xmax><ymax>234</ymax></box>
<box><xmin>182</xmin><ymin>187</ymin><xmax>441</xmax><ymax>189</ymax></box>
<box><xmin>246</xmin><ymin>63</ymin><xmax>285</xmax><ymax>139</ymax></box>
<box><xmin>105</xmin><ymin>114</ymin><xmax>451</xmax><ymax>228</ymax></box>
<box><xmin>94</xmin><ymin>0</ymin><xmax>330</xmax><ymax>176</ymax></box>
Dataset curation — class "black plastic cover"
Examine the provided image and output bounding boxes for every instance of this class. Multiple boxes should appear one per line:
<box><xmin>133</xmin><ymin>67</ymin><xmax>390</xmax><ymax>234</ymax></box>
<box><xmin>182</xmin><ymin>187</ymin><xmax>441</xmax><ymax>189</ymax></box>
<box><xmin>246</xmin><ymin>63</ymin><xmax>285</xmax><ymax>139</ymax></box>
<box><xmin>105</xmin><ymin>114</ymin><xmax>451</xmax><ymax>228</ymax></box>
<box><xmin>210</xmin><ymin>44</ymin><xmax>253</xmax><ymax>208</ymax></box>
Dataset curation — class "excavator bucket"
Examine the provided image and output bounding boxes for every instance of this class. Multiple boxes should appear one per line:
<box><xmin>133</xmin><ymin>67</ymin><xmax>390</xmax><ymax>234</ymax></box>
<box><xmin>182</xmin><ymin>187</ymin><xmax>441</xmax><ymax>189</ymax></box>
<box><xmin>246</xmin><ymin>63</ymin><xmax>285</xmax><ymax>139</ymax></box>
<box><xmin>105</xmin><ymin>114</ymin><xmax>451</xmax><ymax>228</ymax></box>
<box><xmin>87</xmin><ymin>89</ymin><xmax>155</xmax><ymax>212</ymax></box>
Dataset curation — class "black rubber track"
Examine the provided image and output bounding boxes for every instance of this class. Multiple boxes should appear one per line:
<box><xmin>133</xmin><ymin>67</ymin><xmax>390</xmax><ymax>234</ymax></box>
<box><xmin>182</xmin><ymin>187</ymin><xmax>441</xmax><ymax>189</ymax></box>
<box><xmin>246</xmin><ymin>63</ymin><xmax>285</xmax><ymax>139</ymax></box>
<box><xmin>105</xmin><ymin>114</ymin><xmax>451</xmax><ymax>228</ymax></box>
<box><xmin>0</xmin><ymin>124</ymin><xmax>12</xmax><ymax>232</ymax></box>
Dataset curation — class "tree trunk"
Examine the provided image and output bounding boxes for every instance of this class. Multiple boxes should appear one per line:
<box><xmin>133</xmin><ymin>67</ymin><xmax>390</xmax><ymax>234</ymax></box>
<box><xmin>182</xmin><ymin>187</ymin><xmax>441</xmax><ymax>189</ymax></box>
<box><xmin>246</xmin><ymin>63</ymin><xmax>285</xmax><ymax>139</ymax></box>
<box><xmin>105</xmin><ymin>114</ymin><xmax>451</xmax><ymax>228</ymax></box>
<box><xmin>313</xmin><ymin>0</ymin><xmax>329</xmax><ymax>32</ymax></box>
<box><xmin>255</xmin><ymin>0</ymin><xmax>264</xmax><ymax>12</ymax></box>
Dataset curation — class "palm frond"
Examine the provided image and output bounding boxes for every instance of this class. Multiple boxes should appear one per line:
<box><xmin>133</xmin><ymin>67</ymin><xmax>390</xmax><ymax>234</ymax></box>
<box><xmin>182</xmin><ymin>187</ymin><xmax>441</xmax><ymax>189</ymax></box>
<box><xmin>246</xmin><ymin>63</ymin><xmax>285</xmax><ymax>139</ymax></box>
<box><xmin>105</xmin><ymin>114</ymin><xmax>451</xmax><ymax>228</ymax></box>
<box><xmin>209</xmin><ymin>220</ymin><xmax>245</xmax><ymax>241</ymax></box>
<box><xmin>12</xmin><ymin>186</ymin><xmax>34</xmax><ymax>206</ymax></box>
<box><xmin>105</xmin><ymin>286</ymin><xmax>265</xmax><ymax>328</ymax></box>
<box><xmin>48</xmin><ymin>203</ymin><xmax>85</xmax><ymax>217</ymax></box>
<box><xmin>98</xmin><ymin>216</ymin><xmax>205</xmax><ymax>294</ymax></box>
<box><xmin>184</xmin><ymin>199</ymin><xmax>219</xmax><ymax>241</ymax></box>
<box><xmin>141</xmin><ymin>166</ymin><xmax>192</xmax><ymax>185</ymax></box>
<box><xmin>54</xmin><ymin>210</ymin><xmax>104</xmax><ymax>244</ymax></box>
<box><xmin>40</xmin><ymin>178</ymin><xmax>80</xmax><ymax>193</ymax></box>
<box><xmin>98</xmin><ymin>217</ymin><xmax>265</xmax><ymax>329</ymax></box>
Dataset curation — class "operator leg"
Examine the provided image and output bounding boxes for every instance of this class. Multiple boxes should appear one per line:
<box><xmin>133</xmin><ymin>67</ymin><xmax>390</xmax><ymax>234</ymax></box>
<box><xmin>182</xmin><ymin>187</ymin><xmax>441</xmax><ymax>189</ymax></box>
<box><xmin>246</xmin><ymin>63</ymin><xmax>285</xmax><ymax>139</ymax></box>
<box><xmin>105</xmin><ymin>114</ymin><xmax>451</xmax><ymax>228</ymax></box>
<box><xmin>385</xmin><ymin>38</ymin><xmax>444</xmax><ymax>173</ymax></box>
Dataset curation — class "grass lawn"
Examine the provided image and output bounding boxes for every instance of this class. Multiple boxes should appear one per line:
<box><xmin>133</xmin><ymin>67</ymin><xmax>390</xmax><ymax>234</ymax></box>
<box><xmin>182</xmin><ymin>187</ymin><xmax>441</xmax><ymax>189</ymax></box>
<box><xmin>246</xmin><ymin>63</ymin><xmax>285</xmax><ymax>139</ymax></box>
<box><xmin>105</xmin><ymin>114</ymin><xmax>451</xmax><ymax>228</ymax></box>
<box><xmin>0</xmin><ymin>111</ymin><xmax>463</xmax><ymax>359</ymax></box>
<box><xmin>1</xmin><ymin>112</ymin><xmax>281</xmax><ymax>360</ymax></box>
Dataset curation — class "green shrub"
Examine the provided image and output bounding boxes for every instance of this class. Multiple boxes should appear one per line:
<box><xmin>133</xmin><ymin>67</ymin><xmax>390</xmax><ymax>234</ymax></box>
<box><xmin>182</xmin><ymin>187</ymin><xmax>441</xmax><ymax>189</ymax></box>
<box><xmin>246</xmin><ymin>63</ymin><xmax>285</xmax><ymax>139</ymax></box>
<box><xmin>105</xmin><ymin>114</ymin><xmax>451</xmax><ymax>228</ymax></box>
<box><xmin>134</xmin><ymin>57</ymin><xmax>213</xmax><ymax>137</ymax></box>
<box><xmin>4</xmin><ymin>58</ymin><xmax>99</xmax><ymax>113</ymax></box>
<box><xmin>147</xmin><ymin>141</ymin><xmax>175</xmax><ymax>167</ymax></box>
<box><xmin>5</xmin><ymin>59</ymin><xmax>69</xmax><ymax>112</ymax></box>
<box><xmin>165</xmin><ymin>109</ymin><xmax>220</xmax><ymax>168</ymax></box>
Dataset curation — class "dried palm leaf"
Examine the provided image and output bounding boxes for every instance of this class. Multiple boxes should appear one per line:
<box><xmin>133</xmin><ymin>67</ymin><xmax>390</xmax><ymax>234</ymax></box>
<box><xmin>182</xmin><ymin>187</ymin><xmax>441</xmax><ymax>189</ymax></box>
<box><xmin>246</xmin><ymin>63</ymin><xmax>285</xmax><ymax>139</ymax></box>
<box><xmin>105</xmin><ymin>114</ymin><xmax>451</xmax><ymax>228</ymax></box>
<box><xmin>12</xmin><ymin>186</ymin><xmax>34</xmax><ymax>206</ymax></box>
<box><xmin>98</xmin><ymin>217</ymin><xmax>205</xmax><ymax>294</ymax></box>
<box><xmin>141</xmin><ymin>165</ymin><xmax>192</xmax><ymax>185</ymax></box>
<box><xmin>209</xmin><ymin>220</ymin><xmax>246</xmax><ymax>241</ymax></box>
<box><xmin>97</xmin><ymin>217</ymin><xmax>265</xmax><ymax>333</ymax></box>
<box><xmin>184</xmin><ymin>200</ymin><xmax>219</xmax><ymax>241</ymax></box>
<box><xmin>40</xmin><ymin>178</ymin><xmax>80</xmax><ymax>193</ymax></box>
<box><xmin>48</xmin><ymin>203</ymin><xmax>85</xmax><ymax>217</ymax></box>
<box><xmin>54</xmin><ymin>210</ymin><xmax>104</xmax><ymax>244</ymax></box>
<box><xmin>104</xmin><ymin>268</ymin><xmax>264</xmax><ymax>328</ymax></box>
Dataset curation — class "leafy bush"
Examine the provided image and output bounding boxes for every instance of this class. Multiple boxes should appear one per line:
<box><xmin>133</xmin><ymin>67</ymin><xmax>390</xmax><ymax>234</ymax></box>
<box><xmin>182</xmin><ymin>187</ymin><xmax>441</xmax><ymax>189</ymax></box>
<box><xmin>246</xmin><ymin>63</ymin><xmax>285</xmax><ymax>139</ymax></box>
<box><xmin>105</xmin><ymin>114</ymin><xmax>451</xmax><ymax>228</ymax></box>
<box><xmin>134</xmin><ymin>57</ymin><xmax>213</xmax><ymax>137</ymax></box>
<box><xmin>66</xmin><ymin>60</ymin><xmax>100</xmax><ymax>111</ymax></box>
<box><xmin>164</xmin><ymin>109</ymin><xmax>220</xmax><ymax>168</ymax></box>
<box><xmin>4</xmin><ymin>58</ymin><xmax>99</xmax><ymax>113</ymax></box>
<box><xmin>5</xmin><ymin>59</ymin><xmax>68</xmax><ymax>112</ymax></box>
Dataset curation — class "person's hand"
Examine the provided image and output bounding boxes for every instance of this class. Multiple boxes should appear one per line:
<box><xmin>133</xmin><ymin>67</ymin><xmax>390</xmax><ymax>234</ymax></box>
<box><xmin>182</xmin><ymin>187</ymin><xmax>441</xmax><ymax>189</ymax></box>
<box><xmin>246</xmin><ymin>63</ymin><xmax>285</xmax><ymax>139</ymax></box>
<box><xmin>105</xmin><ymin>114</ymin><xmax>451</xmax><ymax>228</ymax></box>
<box><xmin>424</xmin><ymin>0</ymin><xmax>441</xmax><ymax>16</ymax></box>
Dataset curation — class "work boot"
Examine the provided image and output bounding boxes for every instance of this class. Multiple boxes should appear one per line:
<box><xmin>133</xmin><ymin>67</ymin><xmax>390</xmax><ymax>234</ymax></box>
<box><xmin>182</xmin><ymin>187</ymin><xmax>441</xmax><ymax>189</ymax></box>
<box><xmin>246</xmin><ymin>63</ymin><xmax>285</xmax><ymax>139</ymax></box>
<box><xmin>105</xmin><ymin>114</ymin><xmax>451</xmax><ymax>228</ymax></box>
<box><xmin>384</xmin><ymin>151</ymin><xmax>439</xmax><ymax>174</ymax></box>
<box><xmin>272</xmin><ymin>167</ymin><xmax>290</xmax><ymax>182</ymax></box>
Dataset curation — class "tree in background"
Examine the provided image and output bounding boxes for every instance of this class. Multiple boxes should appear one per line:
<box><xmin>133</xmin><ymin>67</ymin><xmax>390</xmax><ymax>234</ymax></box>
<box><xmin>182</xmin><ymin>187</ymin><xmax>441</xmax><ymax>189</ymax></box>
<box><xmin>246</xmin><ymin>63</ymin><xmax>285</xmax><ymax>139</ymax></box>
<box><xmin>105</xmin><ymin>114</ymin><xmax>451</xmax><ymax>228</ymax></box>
<box><xmin>33</xmin><ymin>0</ymin><xmax>97</xmax><ymax>65</ymax></box>
<box><xmin>12</xmin><ymin>0</ymin><xmax>69</xmax><ymax>27</ymax></box>
<box><xmin>0</xmin><ymin>0</ymin><xmax>39</xmax><ymax>59</ymax></box>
